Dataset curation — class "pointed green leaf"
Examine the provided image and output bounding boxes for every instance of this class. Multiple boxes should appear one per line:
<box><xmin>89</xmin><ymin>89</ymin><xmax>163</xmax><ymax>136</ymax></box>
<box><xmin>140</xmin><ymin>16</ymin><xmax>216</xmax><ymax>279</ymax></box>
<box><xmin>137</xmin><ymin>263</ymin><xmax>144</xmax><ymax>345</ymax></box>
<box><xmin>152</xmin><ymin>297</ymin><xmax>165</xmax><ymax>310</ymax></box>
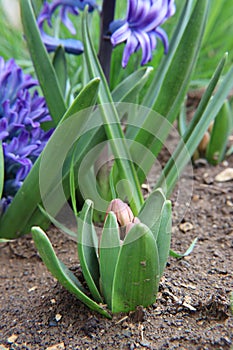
<box><xmin>169</xmin><ymin>237</ymin><xmax>198</xmax><ymax>258</ymax></box>
<box><xmin>206</xmin><ymin>101</ymin><xmax>231</xmax><ymax>164</ymax></box>
<box><xmin>53</xmin><ymin>46</ymin><xmax>67</xmax><ymax>98</ymax></box>
<box><xmin>0</xmin><ymin>142</ymin><xmax>4</xmax><ymax>199</ymax></box>
<box><xmin>131</xmin><ymin>0</ymin><xmax>209</xmax><ymax>184</ymax></box>
<box><xmin>181</xmin><ymin>54</ymin><xmax>227</xmax><ymax>145</ymax></box>
<box><xmin>138</xmin><ymin>188</ymin><xmax>166</xmax><ymax>240</ymax></box>
<box><xmin>143</xmin><ymin>0</ymin><xmax>195</xmax><ymax>108</ymax></box>
<box><xmin>112</xmin><ymin>67</ymin><xmax>153</xmax><ymax>103</ymax></box>
<box><xmin>99</xmin><ymin>212</ymin><xmax>120</xmax><ymax>308</ymax></box>
<box><xmin>82</xmin><ymin>9</ymin><xmax>143</xmax><ymax>215</ymax></box>
<box><xmin>156</xmin><ymin>59</ymin><xmax>233</xmax><ymax>196</ymax></box>
<box><xmin>156</xmin><ymin>200</ymin><xmax>172</xmax><ymax>277</ymax></box>
<box><xmin>20</xmin><ymin>0</ymin><xmax>66</xmax><ymax>125</ymax></box>
<box><xmin>111</xmin><ymin>224</ymin><xmax>160</xmax><ymax>313</ymax></box>
<box><xmin>77</xmin><ymin>200</ymin><xmax>102</xmax><ymax>302</ymax></box>
<box><xmin>31</xmin><ymin>226</ymin><xmax>111</xmax><ymax>318</ymax></box>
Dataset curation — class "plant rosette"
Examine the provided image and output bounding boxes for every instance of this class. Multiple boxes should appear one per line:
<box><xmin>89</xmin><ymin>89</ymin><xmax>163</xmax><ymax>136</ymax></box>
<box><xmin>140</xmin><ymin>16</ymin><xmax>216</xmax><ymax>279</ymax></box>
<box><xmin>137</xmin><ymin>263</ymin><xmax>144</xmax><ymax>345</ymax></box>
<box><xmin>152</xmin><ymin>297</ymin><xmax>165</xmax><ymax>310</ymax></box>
<box><xmin>32</xmin><ymin>189</ymin><xmax>171</xmax><ymax>318</ymax></box>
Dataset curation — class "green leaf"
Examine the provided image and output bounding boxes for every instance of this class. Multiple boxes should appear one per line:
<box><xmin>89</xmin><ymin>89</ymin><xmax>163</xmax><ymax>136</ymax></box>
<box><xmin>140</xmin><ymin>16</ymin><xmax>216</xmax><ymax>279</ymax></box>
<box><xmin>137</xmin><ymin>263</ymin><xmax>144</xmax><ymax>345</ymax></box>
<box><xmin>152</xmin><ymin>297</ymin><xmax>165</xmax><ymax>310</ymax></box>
<box><xmin>69</xmin><ymin>153</ymin><xmax>78</xmax><ymax>218</ymax></box>
<box><xmin>32</xmin><ymin>226</ymin><xmax>111</xmax><ymax>318</ymax></box>
<box><xmin>169</xmin><ymin>237</ymin><xmax>198</xmax><ymax>259</ymax></box>
<box><xmin>206</xmin><ymin>101</ymin><xmax>231</xmax><ymax>164</ymax></box>
<box><xmin>182</xmin><ymin>54</ymin><xmax>227</xmax><ymax>146</ymax></box>
<box><xmin>112</xmin><ymin>67</ymin><xmax>153</xmax><ymax>103</ymax></box>
<box><xmin>53</xmin><ymin>46</ymin><xmax>67</xmax><ymax>98</ymax></box>
<box><xmin>131</xmin><ymin>0</ymin><xmax>209</xmax><ymax>184</ymax></box>
<box><xmin>99</xmin><ymin>212</ymin><xmax>120</xmax><ymax>309</ymax></box>
<box><xmin>156</xmin><ymin>200</ymin><xmax>172</xmax><ymax>277</ymax></box>
<box><xmin>82</xmin><ymin>8</ymin><xmax>143</xmax><ymax>215</ymax></box>
<box><xmin>20</xmin><ymin>0</ymin><xmax>66</xmax><ymax>125</ymax></box>
<box><xmin>153</xmin><ymin>0</ymin><xmax>209</xmax><ymax>118</ymax></box>
<box><xmin>77</xmin><ymin>200</ymin><xmax>102</xmax><ymax>302</ymax></box>
<box><xmin>178</xmin><ymin>99</ymin><xmax>188</xmax><ymax>136</ymax></box>
<box><xmin>143</xmin><ymin>0</ymin><xmax>195</xmax><ymax>108</ymax></box>
<box><xmin>0</xmin><ymin>78</ymin><xmax>100</xmax><ymax>239</ymax></box>
<box><xmin>111</xmin><ymin>223</ymin><xmax>160</xmax><ymax>313</ymax></box>
<box><xmin>156</xmin><ymin>58</ymin><xmax>233</xmax><ymax>196</ymax></box>
<box><xmin>138</xmin><ymin>190</ymin><xmax>171</xmax><ymax>277</ymax></box>
<box><xmin>138</xmin><ymin>188</ymin><xmax>166</xmax><ymax>240</ymax></box>
<box><xmin>0</xmin><ymin>141</ymin><xmax>4</xmax><ymax>199</ymax></box>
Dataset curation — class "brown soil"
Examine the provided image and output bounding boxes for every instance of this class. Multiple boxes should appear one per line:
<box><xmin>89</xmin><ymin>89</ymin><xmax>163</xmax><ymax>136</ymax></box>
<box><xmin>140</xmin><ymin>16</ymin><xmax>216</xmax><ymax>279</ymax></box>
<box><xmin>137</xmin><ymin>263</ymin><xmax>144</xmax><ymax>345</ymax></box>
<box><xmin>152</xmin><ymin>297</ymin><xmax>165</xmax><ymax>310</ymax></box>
<box><xmin>0</xmin><ymin>126</ymin><xmax>233</xmax><ymax>349</ymax></box>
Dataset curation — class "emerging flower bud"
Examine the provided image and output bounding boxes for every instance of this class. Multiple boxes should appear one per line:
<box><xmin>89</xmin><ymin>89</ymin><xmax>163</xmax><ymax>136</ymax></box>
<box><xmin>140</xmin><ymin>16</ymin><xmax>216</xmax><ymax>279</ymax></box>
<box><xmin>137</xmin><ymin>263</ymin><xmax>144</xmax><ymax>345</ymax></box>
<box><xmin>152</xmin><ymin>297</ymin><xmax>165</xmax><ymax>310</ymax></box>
<box><xmin>106</xmin><ymin>199</ymin><xmax>134</xmax><ymax>227</ymax></box>
<box><xmin>125</xmin><ymin>217</ymin><xmax>141</xmax><ymax>235</ymax></box>
<box><xmin>105</xmin><ymin>199</ymin><xmax>141</xmax><ymax>241</ymax></box>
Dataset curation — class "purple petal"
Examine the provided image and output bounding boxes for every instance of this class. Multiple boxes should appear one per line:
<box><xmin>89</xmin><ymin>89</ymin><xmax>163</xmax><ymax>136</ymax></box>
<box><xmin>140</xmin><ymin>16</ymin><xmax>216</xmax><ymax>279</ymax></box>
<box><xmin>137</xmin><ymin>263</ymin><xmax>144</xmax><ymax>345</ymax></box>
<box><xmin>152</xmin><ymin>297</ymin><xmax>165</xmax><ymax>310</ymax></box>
<box><xmin>155</xmin><ymin>27</ymin><xmax>169</xmax><ymax>53</ymax></box>
<box><xmin>109</xmin><ymin>0</ymin><xmax>176</xmax><ymax>67</ymax></box>
<box><xmin>134</xmin><ymin>30</ymin><xmax>152</xmax><ymax>65</ymax></box>
<box><xmin>40</xmin><ymin>31</ymin><xmax>84</xmax><ymax>55</ymax></box>
<box><xmin>122</xmin><ymin>33</ymin><xmax>138</xmax><ymax>68</ymax></box>
<box><xmin>111</xmin><ymin>23</ymin><xmax>130</xmax><ymax>46</ymax></box>
<box><xmin>60</xmin><ymin>6</ymin><xmax>78</xmax><ymax>34</ymax></box>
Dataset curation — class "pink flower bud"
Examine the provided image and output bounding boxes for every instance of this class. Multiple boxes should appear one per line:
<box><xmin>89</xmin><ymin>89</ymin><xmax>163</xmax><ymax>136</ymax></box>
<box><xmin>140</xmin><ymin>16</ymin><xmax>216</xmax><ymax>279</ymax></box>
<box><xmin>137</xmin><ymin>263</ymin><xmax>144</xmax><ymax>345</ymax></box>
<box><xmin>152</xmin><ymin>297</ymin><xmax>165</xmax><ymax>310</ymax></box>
<box><xmin>125</xmin><ymin>217</ymin><xmax>141</xmax><ymax>235</ymax></box>
<box><xmin>105</xmin><ymin>199</ymin><xmax>134</xmax><ymax>227</ymax></box>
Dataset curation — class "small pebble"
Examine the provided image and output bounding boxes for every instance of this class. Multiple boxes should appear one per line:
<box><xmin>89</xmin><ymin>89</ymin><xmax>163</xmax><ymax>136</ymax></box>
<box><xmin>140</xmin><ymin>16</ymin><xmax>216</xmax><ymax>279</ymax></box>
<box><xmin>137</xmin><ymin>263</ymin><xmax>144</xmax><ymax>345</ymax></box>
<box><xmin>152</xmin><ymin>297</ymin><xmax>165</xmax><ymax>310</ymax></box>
<box><xmin>0</xmin><ymin>345</ymin><xmax>9</xmax><ymax>350</ymax></box>
<box><xmin>46</xmin><ymin>343</ymin><xmax>65</xmax><ymax>350</ymax></box>
<box><xmin>7</xmin><ymin>334</ymin><xmax>18</xmax><ymax>344</ymax></box>
<box><xmin>215</xmin><ymin>168</ymin><xmax>233</xmax><ymax>182</ymax></box>
<box><xmin>179</xmin><ymin>222</ymin><xmax>193</xmax><ymax>232</ymax></box>
<box><xmin>55</xmin><ymin>314</ymin><xmax>62</xmax><ymax>322</ymax></box>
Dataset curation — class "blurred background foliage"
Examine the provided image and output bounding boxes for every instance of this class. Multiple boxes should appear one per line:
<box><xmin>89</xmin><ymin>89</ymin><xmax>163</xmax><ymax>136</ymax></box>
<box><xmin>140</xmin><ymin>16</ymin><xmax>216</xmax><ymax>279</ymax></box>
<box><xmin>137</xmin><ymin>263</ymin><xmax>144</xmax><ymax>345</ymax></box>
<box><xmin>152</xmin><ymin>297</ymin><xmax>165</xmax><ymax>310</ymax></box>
<box><xmin>0</xmin><ymin>0</ymin><xmax>233</xmax><ymax>90</ymax></box>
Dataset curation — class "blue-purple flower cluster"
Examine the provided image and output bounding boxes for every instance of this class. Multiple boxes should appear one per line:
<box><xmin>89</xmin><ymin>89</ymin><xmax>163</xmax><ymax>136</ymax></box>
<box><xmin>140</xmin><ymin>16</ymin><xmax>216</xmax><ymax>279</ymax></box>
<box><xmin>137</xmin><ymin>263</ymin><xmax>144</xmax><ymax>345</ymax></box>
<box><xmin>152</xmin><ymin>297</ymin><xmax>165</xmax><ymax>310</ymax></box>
<box><xmin>37</xmin><ymin>0</ymin><xmax>175</xmax><ymax>68</ymax></box>
<box><xmin>110</xmin><ymin>0</ymin><xmax>176</xmax><ymax>67</ymax></box>
<box><xmin>37</xmin><ymin>0</ymin><xmax>97</xmax><ymax>54</ymax></box>
<box><xmin>0</xmin><ymin>57</ymin><xmax>53</xmax><ymax>214</ymax></box>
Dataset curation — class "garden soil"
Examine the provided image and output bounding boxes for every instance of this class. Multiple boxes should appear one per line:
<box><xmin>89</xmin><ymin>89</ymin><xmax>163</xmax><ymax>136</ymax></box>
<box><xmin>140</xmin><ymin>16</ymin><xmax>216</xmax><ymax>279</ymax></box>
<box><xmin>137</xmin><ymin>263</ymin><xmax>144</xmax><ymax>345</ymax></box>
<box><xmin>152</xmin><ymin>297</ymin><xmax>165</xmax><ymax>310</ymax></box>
<box><xmin>0</xmin><ymin>94</ymin><xmax>233</xmax><ymax>349</ymax></box>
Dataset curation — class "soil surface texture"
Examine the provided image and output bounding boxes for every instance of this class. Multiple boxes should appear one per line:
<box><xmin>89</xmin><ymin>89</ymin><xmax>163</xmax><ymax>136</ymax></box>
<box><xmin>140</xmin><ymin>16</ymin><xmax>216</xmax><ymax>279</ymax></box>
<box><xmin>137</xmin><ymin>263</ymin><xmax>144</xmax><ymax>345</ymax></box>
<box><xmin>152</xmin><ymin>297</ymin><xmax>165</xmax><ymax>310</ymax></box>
<box><xmin>0</xmin><ymin>125</ymin><xmax>233</xmax><ymax>349</ymax></box>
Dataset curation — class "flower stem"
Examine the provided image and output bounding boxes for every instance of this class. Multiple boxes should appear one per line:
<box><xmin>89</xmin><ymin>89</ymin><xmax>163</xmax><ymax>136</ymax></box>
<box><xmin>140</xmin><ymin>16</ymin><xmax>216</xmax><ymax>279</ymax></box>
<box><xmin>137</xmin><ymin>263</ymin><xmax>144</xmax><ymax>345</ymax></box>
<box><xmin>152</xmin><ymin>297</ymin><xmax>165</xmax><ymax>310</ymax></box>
<box><xmin>98</xmin><ymin>0</ymin><xmax>116</xmax><ymax>83</ymax></box>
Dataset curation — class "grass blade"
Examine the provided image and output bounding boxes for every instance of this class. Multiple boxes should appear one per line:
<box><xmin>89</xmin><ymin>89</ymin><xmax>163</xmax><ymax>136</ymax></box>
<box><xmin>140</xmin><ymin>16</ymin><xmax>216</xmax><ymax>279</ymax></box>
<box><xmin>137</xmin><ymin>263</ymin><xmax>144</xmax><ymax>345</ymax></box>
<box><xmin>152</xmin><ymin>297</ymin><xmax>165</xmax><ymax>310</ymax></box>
<box><xmin>169</xmin><ymin>238</ymin><xmax>198</xmax><ymax>258</ymax></box>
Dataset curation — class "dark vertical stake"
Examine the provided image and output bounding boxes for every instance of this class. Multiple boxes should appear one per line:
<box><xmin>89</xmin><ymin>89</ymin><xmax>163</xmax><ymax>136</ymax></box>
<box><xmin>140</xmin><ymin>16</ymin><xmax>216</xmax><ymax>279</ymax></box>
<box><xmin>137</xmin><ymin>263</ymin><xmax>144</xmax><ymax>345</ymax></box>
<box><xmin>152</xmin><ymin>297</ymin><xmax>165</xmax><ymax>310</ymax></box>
<box><xmin>98</xmin><ymin>0</ymin><xmax>116</xmax><ymax>83</ymax></box>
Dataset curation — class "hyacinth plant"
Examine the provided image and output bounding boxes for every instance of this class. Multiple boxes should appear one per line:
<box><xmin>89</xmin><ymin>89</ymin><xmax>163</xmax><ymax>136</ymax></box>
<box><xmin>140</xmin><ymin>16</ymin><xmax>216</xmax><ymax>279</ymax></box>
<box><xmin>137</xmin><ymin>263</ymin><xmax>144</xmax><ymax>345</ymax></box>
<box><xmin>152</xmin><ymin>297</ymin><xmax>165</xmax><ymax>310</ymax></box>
<box><xmin>0</xmin><ymin>57</ymin><xmax>53</xmax><ymax>215</ymax></box>
<box><xmin>1</xmin><ymin>0</ymin><xmax>233</xmax><ymax>316</ymax></box>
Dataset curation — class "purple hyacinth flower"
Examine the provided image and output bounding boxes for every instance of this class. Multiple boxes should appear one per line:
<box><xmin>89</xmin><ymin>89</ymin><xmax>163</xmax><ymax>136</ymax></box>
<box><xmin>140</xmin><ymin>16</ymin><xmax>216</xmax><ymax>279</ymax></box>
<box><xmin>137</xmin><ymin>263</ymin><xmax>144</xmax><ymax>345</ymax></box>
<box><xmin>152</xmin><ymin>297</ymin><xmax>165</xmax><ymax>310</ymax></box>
<box><xmin>110</xmin><ymin>0</ymin><xmax>176</xmax><ymax>68</ymax></box>
<box><xmin>0</xmin><ymin>57</ymin><xmax>53</xmax><ymax>213</ymax></box>
<box><xmin>37</xmin><ymin>0</ymin><xmax>97</xmax><ymax>54</ymax></box>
